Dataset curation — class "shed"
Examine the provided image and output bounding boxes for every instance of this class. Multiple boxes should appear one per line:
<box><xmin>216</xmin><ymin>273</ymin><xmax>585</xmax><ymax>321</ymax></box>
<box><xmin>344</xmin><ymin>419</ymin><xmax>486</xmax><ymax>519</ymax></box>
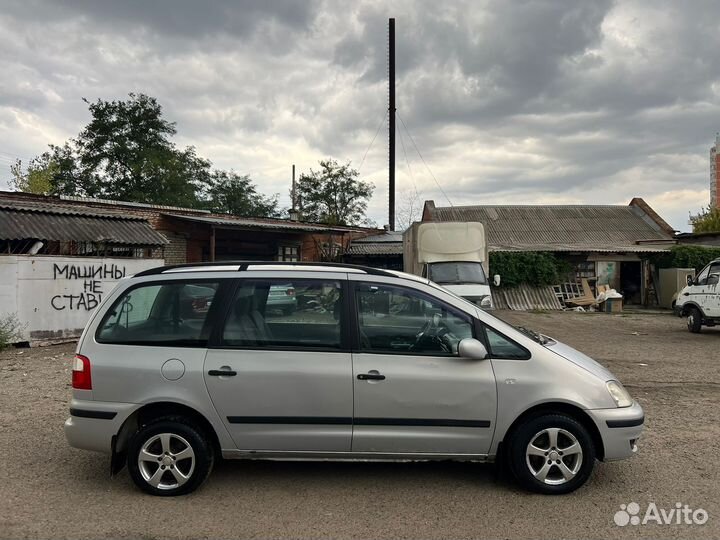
<box><xmin>343</xmin><ymin>231</ymin><xmax>403</xmax><ymax>269</ymax></box>
<box><xmin>421</xmin><ymin>199</ymin><xmax>676</xmax><ymax>305</ymax></box>
<box><xmin>0</xmin><ymin>200</ymin><xmax>167</xmax><ymax>257</ymax></box>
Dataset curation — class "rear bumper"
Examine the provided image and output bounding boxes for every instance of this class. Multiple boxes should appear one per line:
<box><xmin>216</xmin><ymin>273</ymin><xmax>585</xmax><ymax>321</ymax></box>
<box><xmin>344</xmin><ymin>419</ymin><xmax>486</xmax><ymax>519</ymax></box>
<box><xmin>587</xmin><ymin>401</ymin><xmax>644</xmax><ymax>461</ymax></box>
<box><xmin>64</xmin><ymin>399</ymin><xmax>136</xmax><ymax>453</ymax></box>
<box><xmin>673</xmin><ymin>304</ymin><xmax>683</xmax><ymax>317</ymax></box>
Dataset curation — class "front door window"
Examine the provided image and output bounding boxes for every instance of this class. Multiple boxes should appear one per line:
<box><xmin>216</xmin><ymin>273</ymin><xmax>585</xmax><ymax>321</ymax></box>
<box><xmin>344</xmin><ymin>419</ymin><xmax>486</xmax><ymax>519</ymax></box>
<box><xmin>355</xmin><ymin>283</ymin><xmax>473</xmax><ymax>356</ymax></box>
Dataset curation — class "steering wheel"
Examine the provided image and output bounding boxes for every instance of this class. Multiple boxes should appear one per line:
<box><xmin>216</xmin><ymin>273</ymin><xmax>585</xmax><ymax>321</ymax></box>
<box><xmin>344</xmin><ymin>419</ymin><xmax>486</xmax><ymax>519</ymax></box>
<box><xmin>409</xmin><ymin>314</ymin><xmax>452</xmax><ymax>353</ymax></box>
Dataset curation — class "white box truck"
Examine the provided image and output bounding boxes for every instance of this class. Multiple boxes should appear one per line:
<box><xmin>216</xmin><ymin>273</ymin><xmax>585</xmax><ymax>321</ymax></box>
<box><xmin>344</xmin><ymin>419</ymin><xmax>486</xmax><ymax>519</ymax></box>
<box><xmin>403</xmin><ymin>221</ymin><xmax>497</xmax><ymax>308</ymax></box>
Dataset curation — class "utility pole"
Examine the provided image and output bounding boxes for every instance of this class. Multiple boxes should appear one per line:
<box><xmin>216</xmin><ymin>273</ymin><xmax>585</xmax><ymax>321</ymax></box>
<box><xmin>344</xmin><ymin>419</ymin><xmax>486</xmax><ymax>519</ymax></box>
<box><xmin>388</xmin><ymin>17</ymin><xmax>396</xmax><ymax>231</ymax></box>
<box><xmin>291</xmin><ymin>164</ymin><xmax>296</xmax><ymax>210</ymax></box>
<box><xmin>290</xmin><ymin>164</ymin><xmax>299</xmax><ymax>221</ymax></box>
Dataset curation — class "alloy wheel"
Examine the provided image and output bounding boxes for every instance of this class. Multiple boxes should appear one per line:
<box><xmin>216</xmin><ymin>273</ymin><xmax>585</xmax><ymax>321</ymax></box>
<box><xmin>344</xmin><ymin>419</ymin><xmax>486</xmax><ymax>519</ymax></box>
<box><xmin>137</xmin><ymin>433</ymin><xmax>196</xmax><ymax>490</ymax></box>
<box><xmin>525</xmin><ymin>427</ymin><xmax>583</xmax><ymax>485</ymax></box>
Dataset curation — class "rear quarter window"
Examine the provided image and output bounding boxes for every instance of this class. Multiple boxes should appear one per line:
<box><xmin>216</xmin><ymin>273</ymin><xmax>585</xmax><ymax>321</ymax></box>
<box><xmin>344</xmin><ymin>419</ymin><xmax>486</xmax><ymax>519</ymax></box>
<box><xmin>96</xmin><ymin>280</ymin><xmax>221</xmax><ymax>346</ymax></box>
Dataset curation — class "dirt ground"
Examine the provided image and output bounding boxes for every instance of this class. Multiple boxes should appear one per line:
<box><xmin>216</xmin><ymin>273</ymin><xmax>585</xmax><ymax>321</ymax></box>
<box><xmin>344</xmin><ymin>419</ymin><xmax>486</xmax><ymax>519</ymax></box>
<box><xmin>1</xmin><ymin>310</ymin><xmax>718</xmax><ymax>539</ymax></box>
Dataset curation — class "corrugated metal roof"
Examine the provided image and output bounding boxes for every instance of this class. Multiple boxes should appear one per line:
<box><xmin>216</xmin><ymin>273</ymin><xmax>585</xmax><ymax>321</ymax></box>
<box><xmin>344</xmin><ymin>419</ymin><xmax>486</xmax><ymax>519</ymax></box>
<box><xmin>0</xmin><ymin>205</ymin><xmax>168</xmax><ymax>245</ymax></box>
<box><xmin>353</xmin><ymin>232</ymin><xmax>404</xmax><ymax>243</ymax></box>
<box><xmin>429</xmin><ymin>204</ymin><xmax>674</xmax><ymax>253</ymax></box>
<box><xmin>345</xmin><ymin>242</ymin><xmax>403</xmax><ymax>255</ymax></box>
<box><xmin>0</xmin><ymin>201</ymin><xmax>137</xmax><ymax>219</ymax></box>
<box><xmin>346</xmin><ymin>231</ymin><xmax>404</xmax><ymax>255</ymax></box>
<box><xmin>60</xmin><ymin>194</ymin><xmax>212</xmax><ymax>213</ymax></box>
<box><xmin>165</xmin><ymin>213</ymin><xmax>363</xmax><ymax>234</ymax></box>
<box><xmin>492</xmin><ymin>285</ymin><xmax>564</xmax><ymax>311</ymax></box>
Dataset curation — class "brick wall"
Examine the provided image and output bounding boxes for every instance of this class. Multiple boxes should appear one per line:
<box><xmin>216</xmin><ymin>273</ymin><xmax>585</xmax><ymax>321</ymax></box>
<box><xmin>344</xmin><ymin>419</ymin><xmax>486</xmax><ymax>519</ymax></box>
<box><xmin>159</xmin><ymin>231</ymin><xmax>188</xmax><ymax>264</ymax></box>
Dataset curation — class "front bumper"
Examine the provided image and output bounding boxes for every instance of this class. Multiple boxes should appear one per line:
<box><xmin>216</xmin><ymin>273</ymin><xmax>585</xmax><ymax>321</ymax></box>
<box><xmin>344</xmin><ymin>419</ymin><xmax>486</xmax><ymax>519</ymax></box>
<box><xmin>673</xmin><ymin>304</ymin><xmax>683</xmax><ymax>317</ymax></box>
<box><xmin>586</xmin><ymin>400</ymin><xmax>644</xmax><ymax>461</ymax></box>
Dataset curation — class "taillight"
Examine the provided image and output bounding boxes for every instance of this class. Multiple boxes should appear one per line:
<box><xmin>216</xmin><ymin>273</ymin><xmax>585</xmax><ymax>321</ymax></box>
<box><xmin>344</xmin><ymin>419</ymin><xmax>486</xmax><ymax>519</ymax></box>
<box><xmin>286</xmin><ymin>288</ymin><xmax>295</xmax><ymax>296</ymax></box>
<box><xmin>72</xmin><ymin>354</ymin><xmax>92</xmax><ymax>390</ymax></box>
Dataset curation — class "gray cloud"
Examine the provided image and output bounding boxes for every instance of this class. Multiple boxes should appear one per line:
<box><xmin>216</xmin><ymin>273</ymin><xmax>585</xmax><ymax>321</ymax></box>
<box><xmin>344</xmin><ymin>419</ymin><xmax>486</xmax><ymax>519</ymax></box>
<box><xmin>1</xmin><ymin>0</ymin><xmax>718</xmax><ymax>231</ymax></box>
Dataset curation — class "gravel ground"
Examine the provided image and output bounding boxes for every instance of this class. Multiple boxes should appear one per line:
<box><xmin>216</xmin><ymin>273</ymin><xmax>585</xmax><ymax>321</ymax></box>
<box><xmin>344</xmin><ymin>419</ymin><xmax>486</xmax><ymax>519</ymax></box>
<box><xmin>1</xmin><ymin>310</ymin><xmax>718</xmax><ymax>539</ymax></box>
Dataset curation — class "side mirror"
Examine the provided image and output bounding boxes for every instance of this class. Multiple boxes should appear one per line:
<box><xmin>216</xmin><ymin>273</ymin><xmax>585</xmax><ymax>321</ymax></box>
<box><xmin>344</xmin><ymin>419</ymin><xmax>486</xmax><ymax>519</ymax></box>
<box><xmin>493</xmin><ymin>274</ymin><xmax>501</xmax><ymax>287</ymax></box>
<box><xmin>458</xmin><ymin>338</ymin><xmax>489</xmax><ymax>360</ymax></box>
<box><xmin>687</xmin><ymin>275</ymin><xmax>694</xmax><ymax>287</ymax></box>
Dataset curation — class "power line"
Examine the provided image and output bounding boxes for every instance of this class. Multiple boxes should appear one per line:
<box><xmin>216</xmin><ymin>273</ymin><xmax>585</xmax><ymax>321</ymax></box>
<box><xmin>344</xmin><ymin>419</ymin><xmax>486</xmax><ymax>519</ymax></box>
<box><xmin>0</xmin><ymin>151</ymin><xmax>31</xmax><ymax>161</ymax></box>
<box><xmin>395</xmin><ymin>111</ymin><xmax>453</xmax><ymax>207</ymax></box>
<box><xmin>395</xmin><ymin>111</ymin><xmax>418</xmax><ymax>192</ymax></box>
<box><xmin>358</xmin><ymin>110</ymin><xmax>388</xmax><ymax>174</ymax></box>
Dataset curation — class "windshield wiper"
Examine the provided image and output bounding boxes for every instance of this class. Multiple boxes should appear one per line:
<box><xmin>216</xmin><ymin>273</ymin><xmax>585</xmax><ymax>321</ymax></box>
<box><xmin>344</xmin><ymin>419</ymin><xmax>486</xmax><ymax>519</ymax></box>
<box><xmin>516</xmin><ymin>326</ymin><xmax>549</xmax><ymax>345</ymax></box>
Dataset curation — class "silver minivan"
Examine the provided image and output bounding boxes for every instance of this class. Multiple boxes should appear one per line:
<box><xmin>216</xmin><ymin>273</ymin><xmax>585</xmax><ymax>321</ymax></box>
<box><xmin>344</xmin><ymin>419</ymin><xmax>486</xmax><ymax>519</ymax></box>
<box><xmin>65</xmin><ymin>262</ymin><xmax>644</xmax><ymax>496</ymax></box>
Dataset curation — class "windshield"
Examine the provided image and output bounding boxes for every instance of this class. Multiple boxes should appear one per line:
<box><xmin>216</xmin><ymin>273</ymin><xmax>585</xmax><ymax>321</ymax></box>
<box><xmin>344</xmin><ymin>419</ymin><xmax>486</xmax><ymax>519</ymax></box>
<box><xmin>428</xmin><ymin>262</ymin><xmax>487</xmax><ymax>285</ymax></box>
<box><xmin>436</xmin><ymin>284</ymin><xmax>551</xmax><ymax>345</ymax></box>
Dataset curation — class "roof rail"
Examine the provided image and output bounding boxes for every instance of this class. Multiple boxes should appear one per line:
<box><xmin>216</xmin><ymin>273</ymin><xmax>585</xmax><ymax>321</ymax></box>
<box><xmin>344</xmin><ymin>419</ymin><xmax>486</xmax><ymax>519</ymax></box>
<box><xmin>134</xmin><ymin>260</ymin><xmax>397</xmax><ymax>278</ymax></box>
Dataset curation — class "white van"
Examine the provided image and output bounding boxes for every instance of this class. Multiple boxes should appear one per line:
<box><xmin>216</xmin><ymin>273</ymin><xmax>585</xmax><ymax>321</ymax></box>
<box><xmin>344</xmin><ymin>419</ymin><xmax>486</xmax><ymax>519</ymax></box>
<box><xmin>674</xmin><ymin>258</ymin><xmax>720</xmax><ymax>332</ymax></box>
<box><xmin>403</xmin><ymin>222</ymin><xmax>496</xmax><ymax>308</ymax></box>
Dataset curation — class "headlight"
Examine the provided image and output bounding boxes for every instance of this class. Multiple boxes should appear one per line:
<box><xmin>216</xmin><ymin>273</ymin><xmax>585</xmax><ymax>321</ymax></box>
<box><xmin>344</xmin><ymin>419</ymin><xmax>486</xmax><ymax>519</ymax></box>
<box><xmin>606</xmin><ymin>380</ymin><xmax>633</xmax><ymax>408</ymax></box>
<box><xmin>479</xmin><ymin>296</ymin><xmax>492</xmax><ymax>308</ymax></box>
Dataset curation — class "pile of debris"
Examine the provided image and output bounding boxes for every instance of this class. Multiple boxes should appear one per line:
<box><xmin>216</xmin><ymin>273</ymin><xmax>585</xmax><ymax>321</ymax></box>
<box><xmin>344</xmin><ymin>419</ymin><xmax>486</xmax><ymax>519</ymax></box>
<box><xmin>491</xmin><ymin>279</ymin><xmax>624</xmax><ymax>312</ymax></box>
<box><xmin>552</xmin><ymin>279</ymin><xmax>623</xmax><ymax>312</ymax></box>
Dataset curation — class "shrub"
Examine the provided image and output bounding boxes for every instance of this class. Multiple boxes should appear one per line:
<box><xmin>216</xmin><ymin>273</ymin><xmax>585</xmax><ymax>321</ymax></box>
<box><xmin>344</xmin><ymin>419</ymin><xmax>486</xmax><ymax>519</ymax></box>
<box><xmin>489</xmin><ymin>252</ymin><xmax>572</xmax><ymax>287</ymax></box>
<box><xmin>0</xmin><ymin>313</ymin><xmax>25</xmax><ymax>350</ymax></box>
<box><xmin>648</xmin><ymin>245</ymin><xmax>720</xmax><ymax>272</ymax></box>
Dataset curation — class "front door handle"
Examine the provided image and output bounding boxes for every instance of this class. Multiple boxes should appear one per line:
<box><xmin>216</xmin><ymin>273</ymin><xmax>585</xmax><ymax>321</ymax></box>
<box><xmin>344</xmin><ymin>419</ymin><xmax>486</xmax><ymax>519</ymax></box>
<box><xmin>208</xmin><ymin>369</ymin><xmax>237</xmax><ymax>377</ymax></box>
<box><xmin>357</xmin><ymin>372</ymin><xmax>385</xmax><ymax>381</ymax></box>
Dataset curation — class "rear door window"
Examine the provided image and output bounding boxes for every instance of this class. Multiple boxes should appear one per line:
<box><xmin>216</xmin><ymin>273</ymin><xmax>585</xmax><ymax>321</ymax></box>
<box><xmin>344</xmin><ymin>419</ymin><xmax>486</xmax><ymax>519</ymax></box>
<box><xmin>221</xmin><ymin>279</ymin><xmax>344</xmax><ymax>350</ymax></box>
<box><xmin>96</xmin><ymin>281</ymin><xmax>221</xmax><ymax>346</ymax></box>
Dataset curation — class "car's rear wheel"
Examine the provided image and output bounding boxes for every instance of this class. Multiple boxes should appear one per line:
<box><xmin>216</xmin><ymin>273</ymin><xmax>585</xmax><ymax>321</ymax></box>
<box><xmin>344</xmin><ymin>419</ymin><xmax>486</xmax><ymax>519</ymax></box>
<box><xmin>687</xmin><ymin>307</ymin><xmax>702</xmax><ymax>333</ymax></box>
<box><xmin>127</xmin><ymin>417</ymin><xmax>214</xmax><ymax>496</ymax></box>
<box><xmin>507</xmin><ymin>413</ymin><xmax>595</xmax><ymax>494</ymax></box>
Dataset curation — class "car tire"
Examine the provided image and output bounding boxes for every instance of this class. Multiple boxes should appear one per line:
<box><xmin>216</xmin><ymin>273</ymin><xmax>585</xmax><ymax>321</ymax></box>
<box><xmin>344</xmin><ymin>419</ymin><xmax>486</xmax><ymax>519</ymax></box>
<box><xmin>687</xmin><ymin>307</ymin><xmax>702</xmax><ymax>333</ymax></box>
<box><xmin>507</xmin><ymin>413</ymin><xmax>595</xmax><ymax>495</ymax></box>
<box><xmin>283</xmin><ymin>306</ymin><xmax>295</xmax><ymax>316</ymax></box>
<box><xmin>127</xmin><ymin>417</ymin><xmax>214</xmax><ymax>496</ymax></box>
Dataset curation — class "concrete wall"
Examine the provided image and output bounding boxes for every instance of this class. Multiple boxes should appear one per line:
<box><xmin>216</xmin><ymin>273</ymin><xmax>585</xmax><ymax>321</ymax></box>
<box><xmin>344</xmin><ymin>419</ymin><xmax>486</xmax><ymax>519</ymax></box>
<box><xmin>0</xmin><ymin>256</ymin><xmax>163</xmax><ymax>344</ymax></box>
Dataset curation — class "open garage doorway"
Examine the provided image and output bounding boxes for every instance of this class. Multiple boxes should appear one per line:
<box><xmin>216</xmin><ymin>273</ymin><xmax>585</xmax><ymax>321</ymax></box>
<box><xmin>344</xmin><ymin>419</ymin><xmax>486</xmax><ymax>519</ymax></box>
<box><xmin>620</xmin><ymin>261</ymin><xmax>643</xmax><ymax>305</ymax></box>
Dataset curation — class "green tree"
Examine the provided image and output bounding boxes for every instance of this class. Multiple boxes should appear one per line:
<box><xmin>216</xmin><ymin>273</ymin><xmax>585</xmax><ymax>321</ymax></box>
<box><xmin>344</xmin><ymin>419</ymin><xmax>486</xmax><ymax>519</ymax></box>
<box><xmin>296</xmin><ymin>159</ymin><xmax>374</xmax><ymax>225</ymax></box>
<box><xmin>691</xmin><ymin>206</ymin><xmax>720</xmax><ymax>233</ymax></box>
<box><xmin>9</xmin><ymin>156</ymin><xmax>56</xmax><ymax>194</ymax></box>
<box><xmin>206</xmin><ymin>170</ymin><xmax>280</xmax><ymax>217</ymax></box>
<box><xmin>64</xmin><ymin>93</ymin><xmax>209</xmax><ymax>207</ymax></box>
<box><xmin>13</xmin><ymin>93</ymin><xmax>278</xmax><ymax>216</ymax></box>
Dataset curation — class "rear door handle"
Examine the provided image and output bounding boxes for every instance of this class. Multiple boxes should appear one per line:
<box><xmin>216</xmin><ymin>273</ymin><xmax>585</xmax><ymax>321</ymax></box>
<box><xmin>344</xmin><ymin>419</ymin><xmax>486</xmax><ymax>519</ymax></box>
<box><xmin>357</xmin><ymin>372</ymin><xmax>385</xmax><ymax>381</ymax></box>
<box><xmin>208</xmin><ymin>369</ymin><xmax>237</xmax><ymax>377</ymax></box>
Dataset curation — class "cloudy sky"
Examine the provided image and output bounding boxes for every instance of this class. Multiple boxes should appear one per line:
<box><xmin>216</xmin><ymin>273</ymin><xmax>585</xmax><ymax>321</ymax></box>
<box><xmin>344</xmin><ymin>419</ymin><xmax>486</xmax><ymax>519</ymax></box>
<box><xmin>1</xmin><ymin>0</ymin><xmax>719</xmax><ymax>231</ymax></box>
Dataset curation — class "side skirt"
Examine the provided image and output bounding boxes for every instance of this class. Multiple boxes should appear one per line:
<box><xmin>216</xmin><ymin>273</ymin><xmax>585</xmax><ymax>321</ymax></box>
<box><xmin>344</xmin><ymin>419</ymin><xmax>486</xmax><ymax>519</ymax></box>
<box><xmin>221</xmin><ymin>449</ymin><xmax>494</xmax><ymax>463</ymax></box>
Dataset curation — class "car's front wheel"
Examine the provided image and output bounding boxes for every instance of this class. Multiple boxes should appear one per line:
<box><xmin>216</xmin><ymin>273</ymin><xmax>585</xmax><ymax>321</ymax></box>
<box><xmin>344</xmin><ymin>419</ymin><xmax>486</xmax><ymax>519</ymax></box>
<box><xmin>127</xmin><ymin>417</ymin><xmax>214</xmax><ymax>496</ymax></box>
<box><xmin>687</xmin><ymin>307</ymin><xmax>702</xmax><ymax>333</ymax></box>
<box><xmin>507</xmin><ymin>413</ymin><xmax>596</xmax><ymax>494</ymax></box>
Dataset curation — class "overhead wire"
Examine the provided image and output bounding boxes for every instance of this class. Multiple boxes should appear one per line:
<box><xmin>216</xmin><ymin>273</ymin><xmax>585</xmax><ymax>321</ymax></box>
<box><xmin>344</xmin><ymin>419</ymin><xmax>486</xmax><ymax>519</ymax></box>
<box><xmin>357</xmin><ymin>110</ymin><xmax>388</xmax><ymax>174</ymax></box>
<box><xmin>396</xmin><ymin>110</ymin><xmax>454</xmax><ymax>208</ymax></box>
<box><xmin>395</xmin><ymin>111</ymin><xmax>419</xmax><ymax>193</ymax></box>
